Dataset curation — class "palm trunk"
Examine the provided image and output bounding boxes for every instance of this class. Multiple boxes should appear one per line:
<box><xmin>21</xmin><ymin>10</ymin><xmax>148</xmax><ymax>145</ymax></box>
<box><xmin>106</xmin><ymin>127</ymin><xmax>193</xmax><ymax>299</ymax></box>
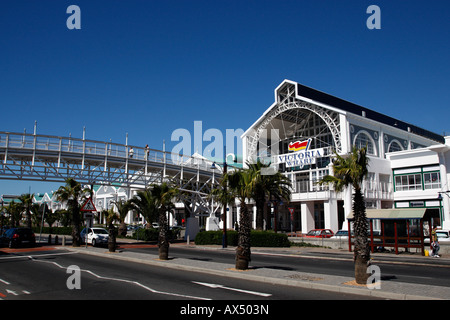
<box><xmin>26</xmin><ymin>209</ymin><xmax>32</xmax><ymax>229</ymax></box>
<box><xmin>158</xmin><ymin>207</ymin><xmax>169</xmax><ymax>260</ymax></box>
<box><xmin>108</xmin><ymin>223</ymin><xmax>116</xmax><ymax>252</ymax></box>
<box><xmin>255</xmin><ymin>198</ymin><xmax>264</xmax><ymax>230</ymax></box>
<box><xmin>352</xmin><ymin>187</ymin><xmax>370</xmax><ymax>284</ymax></box>
<box><xmin>264</xmin><ymin>202</ymin><xmax>271</xmax><ymax>230</ymax></box>
<box><xmin>236</xmin><ymin>201</ymin><xmax>251</xmax><ymax>270</ymax></box>
<box><xmin>72</xmin><ymin>207</ymin><xmax>81</xmax><ymax>247</ymax></box>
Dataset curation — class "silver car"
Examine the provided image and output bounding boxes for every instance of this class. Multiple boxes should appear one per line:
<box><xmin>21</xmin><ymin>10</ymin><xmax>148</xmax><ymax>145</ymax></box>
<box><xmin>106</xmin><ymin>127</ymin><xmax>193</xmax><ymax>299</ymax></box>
<box><xmin>80</xmin><ymin>227</ymin><xmax>109</xmax><ymax>246</ymax></box>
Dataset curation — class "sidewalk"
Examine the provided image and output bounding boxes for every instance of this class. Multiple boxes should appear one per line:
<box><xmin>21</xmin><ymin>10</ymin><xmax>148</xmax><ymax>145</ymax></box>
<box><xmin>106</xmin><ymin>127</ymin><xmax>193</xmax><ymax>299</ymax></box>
<box><xmin>61</xmin><ymin>238</ymin><xmax>450</xmax><ymax>300</ymax></box>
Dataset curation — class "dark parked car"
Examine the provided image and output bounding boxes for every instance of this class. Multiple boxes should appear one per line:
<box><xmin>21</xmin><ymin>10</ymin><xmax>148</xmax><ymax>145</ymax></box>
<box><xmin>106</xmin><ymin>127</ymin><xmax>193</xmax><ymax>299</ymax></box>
<box><xmin>0</xmin><ymin>228</ymin><xmax>36</xmax><ymax>248</ymax></box>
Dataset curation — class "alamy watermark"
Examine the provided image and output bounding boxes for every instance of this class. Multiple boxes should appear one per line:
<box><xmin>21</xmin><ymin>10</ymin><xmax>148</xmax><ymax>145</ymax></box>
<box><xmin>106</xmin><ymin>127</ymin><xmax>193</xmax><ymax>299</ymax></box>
<box><xmin>66</xmin><ymin>5</ymin><xmax>81</xmax><ymax>30</ymax></box>
<box><xmin>367</xmin><ymin>5</ymin><xmax>381</xmax><ymax>30</ymax></box>
<box><xmin>66</xmin><ymin>265</ymin><xmax>81</xmax><ymax>290</ymax></box>
<box><xmin>367</xmin><ymin>264</ymin><xmax>381</xmax><ymax>290</ymax></box>
<box><xmin>170</xmin><ymin>121</ymin><xmax>328</xmax><ymax>176</ymax></box>
<box><xmin>65</xmin><ymin>5</ymin><xmax>380</xmax><ymax>31</ymax></box>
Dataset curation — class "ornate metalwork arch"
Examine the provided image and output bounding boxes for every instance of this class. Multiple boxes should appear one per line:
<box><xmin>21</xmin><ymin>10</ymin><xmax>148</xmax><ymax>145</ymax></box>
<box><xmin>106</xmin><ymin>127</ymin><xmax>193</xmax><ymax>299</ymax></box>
<box><xmin>246</xmin><ymin>100</ymin><xmax>342</xmax><ymax>162</ymax></box>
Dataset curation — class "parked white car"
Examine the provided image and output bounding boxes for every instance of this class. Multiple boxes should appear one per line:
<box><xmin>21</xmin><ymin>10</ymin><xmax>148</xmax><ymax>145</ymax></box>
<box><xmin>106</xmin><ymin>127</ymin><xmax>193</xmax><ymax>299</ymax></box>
<box><xmin>331</xmin><ymin>230</ymin><xmax>351</xmax><ymax>239</ymax></box>
<box><xmin>424</xmin><ymin>229</ymin><xmax>450</xmax><ymax>244</ymax></box>
<box><xmin>80</xmin><ymin>227</ymin><xmax>109</xmax><ymax>247</ymax></box>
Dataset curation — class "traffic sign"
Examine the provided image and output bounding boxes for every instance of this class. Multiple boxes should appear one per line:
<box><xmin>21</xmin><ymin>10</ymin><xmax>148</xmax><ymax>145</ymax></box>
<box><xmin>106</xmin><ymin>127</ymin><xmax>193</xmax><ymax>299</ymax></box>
<box><xmin>81</xmin><ymin>197</ymin><xmax>96</xmax><ymax>212</ymax></box>
<box><xmin>288</xmin><ymin>207</ymin><xmax>295</xmax><ymax>221</ymax></box>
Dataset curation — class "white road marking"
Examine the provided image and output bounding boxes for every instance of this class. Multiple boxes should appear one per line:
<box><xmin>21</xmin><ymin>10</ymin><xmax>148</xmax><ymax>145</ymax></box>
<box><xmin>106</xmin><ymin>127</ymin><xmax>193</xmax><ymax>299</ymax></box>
<box><xmin>6</xmin><ymin>289</ymin><xmax>18</xmax><ymax>296</ymax></box>
<box><xmin>0</xmin><ymin>251</ymin><xmax>77</xmax><ymax>261</ymax></box>
<box><xmin>192</xmin><ymin>281</ymin><xmax>272</xmax><ymax>297</ymax></box>
<box><xmin>27</xmin><ymin>254</ymin><xmax>210</xmax><ymax>300</ymax></box>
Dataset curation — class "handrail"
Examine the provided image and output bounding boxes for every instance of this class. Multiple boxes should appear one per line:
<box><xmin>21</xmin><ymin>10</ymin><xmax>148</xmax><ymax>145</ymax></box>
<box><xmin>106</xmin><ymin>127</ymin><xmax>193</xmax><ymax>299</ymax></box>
<box><xmin>0</xmin><ymin>131</ymin><xmax>217</xmax><ymax>173</ymax></box>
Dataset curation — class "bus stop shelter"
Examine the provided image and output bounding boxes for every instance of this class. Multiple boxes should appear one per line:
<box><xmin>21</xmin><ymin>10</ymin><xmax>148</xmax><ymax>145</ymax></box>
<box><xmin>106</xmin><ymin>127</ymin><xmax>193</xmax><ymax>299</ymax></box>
<box><xmin>347</xmin><ymin>208</ymin><xmax>440</xmax><ymax>255</ymax></box>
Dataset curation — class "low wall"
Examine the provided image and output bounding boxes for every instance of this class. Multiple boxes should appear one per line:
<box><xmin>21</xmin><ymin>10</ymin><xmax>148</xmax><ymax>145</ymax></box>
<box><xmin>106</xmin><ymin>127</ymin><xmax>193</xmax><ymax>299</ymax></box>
<box><xmin>289</xmin><ymin>237</ymin><xmax>450</xmax><ymax>255</ymax></box>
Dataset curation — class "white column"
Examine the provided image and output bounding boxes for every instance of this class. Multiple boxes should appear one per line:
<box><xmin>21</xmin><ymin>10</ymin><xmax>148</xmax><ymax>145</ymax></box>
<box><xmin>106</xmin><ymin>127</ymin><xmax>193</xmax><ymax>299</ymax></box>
<box><xmin>324</xmin><ymin>197</ymin><xmax>339</xmax><ymax>232</ymax></box>
<box><xmin>339</xmin><ymin>114</ymin><xmax>350</xmax><ymax>154</ymax></box>
<box><xmin>342</xmin><ymin>186</ymin><xmax>353</xmax><ymax>230</ymax></box>
<box><xmin>252</xmin><ymin>205</ymin><xmax>257</xmax><ymax>229</ymax></box>
<box><xmin>301</xmin><ymin>202</ymin><xmax>315</xmax><ymax>233</ymax></box>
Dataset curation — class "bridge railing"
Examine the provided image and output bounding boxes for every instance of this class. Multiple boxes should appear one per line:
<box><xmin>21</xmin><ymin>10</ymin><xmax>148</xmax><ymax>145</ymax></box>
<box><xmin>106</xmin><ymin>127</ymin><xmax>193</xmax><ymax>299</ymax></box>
<box><xmin>0</xmin><ymin>131</ymin><xmax>220</xmax><ymax>173</ymax></box>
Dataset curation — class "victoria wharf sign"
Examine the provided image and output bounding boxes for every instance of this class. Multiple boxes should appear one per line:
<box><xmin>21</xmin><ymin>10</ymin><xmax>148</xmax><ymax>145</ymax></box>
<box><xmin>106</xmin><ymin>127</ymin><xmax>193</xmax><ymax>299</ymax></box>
<box><xmin>275</xmin><ymin>139</ymin><xmax>324</xmax><ymax>168</ymax></box>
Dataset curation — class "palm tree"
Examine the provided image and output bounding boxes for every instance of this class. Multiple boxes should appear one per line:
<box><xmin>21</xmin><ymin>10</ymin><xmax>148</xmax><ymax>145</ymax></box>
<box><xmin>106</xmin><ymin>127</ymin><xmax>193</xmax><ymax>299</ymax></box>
<box><xmin>129</xmin><ymin>189</ymin><xmax>158</xmax><ymax>227</ymax></box>
<box><xmin>225</xmin><ymin>168</ymin><xmax>255</xmax><ymax>270</ymax></box>
<box><xmin>319</xmin><ymin>146</ymin><xmax>370</xmax><ymax>284</ymax></box>
<box><xmin>112</xmin><ymin>199</ymin><xmax>132</xmax><ymax>237</ymax></box>
<box><xmin>18</xmin><ymin>193</ymin><xmax>34</xmax><ymax>228</ymax></box>
<box><xmin>55</xmin><ymin>178</ymin><xmax>90</xmax><ymax>247</ymax></box>
<box><xmin>104</xmin><ymin>208</ymin><xmax>119</xmax><ymax>252</ymax></box>
<box><xmin>209</xmin><ymin>179</ymin><xmax>238</xmax><ymax>247</ymax></box>
<box><xmin>31</xmin><ymin>202</ymin><xmax>48</xmax><ymax>228</ymax></box>
<box><xmin>6</xmin><ymin>201</ymin><xmax>22</xmax><ymax>227</ymax></box>
<box><xmin>150</xmin><ymin>182</ymin><xmax>178</xmax><ymax>260</ymax></box>
<box><xmin>247</xmin><ymin>161</ymin><xmax>292</xmax><ymax>230</ymax></box>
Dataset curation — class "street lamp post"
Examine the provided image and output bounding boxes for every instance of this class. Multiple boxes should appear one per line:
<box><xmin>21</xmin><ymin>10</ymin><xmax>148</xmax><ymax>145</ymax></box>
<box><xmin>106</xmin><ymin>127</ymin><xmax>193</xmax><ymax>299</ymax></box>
<box><xmin>211</xmin><ymin>147</ymin><xmax>236</xmax><ymax>249</ymax></box>
<box><xmin>222</xmin><ymin>158</ymin><xmax>228</xmax><ymax>248</ymax></box>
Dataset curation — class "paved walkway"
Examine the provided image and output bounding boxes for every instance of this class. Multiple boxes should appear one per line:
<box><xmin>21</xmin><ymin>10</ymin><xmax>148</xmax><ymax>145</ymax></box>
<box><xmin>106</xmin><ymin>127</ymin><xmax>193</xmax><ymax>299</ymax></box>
<box><xmin>59</xmin><ymin>238</ymin><xmax>450</xmax><ymax>300</ymax></box>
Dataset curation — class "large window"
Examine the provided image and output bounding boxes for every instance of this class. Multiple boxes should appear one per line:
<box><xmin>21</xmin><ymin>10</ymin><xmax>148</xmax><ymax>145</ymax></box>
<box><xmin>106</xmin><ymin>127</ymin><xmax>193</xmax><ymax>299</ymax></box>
<box><xmin>394</xmin><ymin>168</ymin><xmax>441</xmax><ymax>192</ymax></box>
<box><xmin>395</xmin><ymin>174</ymin><xmax>422</xmax><ymax>191</ymax></box>
<box><xmin>311</xmin><ymin>169</ymin><xmax>329</xmax><ymax>191</ymax></box>
<box><xmin>388</xmin><ymin>140</ymin><xmax>403</xmax><ymax>153</ymax></box>
<box><xmin>354</xmin><ymin>131</ymin><xmax>376</xmax><ymax>156</ymax></box>
<box><xmin>424</xmin><ymin>172</ymin><xmax>441</xmax><ymax>190</ymax></box>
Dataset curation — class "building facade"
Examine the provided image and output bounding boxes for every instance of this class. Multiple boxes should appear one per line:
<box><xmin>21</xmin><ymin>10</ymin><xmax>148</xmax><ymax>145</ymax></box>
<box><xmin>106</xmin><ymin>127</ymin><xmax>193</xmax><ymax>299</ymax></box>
<box><xmin>241</xmin><ymin>80</ymin><xmax>446</xmax><ymax>233</ymax></box>
<box><xmin>386</xmin><ymin>137</ymin><xmax>450</xmax><ymax>230</ymax></box>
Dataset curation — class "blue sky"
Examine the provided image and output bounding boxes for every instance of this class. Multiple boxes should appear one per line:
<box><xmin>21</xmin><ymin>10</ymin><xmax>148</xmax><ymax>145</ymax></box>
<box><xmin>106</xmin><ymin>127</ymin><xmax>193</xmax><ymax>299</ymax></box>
<box><xmin>1</xmin><ymin>0</ymin><xmax>449</xmax><ymax>195</ymax></box>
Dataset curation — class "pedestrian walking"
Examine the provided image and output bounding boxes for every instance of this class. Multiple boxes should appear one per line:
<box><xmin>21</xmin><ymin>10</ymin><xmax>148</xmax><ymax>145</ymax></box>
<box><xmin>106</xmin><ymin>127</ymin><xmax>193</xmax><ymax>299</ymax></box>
<box><xmin>129</xmin><ymin>147</ymin><xmax>134</xmax><ymax>158</ymax></box>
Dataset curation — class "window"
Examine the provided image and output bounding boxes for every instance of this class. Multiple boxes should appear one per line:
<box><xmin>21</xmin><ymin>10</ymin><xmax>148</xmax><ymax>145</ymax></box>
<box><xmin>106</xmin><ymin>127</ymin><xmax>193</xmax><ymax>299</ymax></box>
<box><xmin>423</xmin><ymin>172</ymin><xmax>441</xmax><ymax>190</ymax></box>
<box><xmin>388</xmin><ymin>140</ymin><xmax>403</xmax><ymax>153</ymax></box>
<box><xmin>364</xmin><ymin>172</ymin><xmax>376</xmax><ymax>191</ymax></box>
<box><xmin>354</xmin><ymin>131</ymin><xmax>376</xmax><ymax>156</ymax></box>
<box><xmin>395</xmin><ymin>174</ymin><xmax>422</xmax><ymax>191</ymax></box>
<box><xmin>311</xmin><ymin>169</ymin><xmax>329</xmax><ymax>191</ymax></box>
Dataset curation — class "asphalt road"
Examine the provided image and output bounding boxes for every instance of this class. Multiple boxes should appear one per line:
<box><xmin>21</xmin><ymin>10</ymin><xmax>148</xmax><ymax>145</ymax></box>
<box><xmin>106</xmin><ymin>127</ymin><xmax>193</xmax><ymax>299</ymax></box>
<box><xmin>0</xmin><ymin>249</ymin><xmax>377</xmax><ymax>301</ymax></box>
<box><xmin>125</xmin><ymin>245</ymin><xmax>450</xmax><ymax>288</ymax></box>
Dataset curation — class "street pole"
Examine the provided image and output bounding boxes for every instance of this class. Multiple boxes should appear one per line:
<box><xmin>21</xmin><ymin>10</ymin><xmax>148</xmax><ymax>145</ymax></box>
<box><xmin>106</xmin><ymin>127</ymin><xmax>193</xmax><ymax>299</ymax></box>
<box><xmin>39</xmin><ymin>202</ymin><xmax>46</xmax><ymax>243</ymax></box>
<box><xmin>222</xmin><ymin>145</ymin><xmax>228</xmax><ymax>249</ymax></box>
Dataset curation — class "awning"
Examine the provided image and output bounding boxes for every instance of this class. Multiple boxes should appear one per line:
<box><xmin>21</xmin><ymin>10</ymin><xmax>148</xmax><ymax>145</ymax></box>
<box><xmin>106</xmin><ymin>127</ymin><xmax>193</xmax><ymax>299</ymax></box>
<box><xmin>347</xmin><ymin>208</ymin><xmax>427</xmax><ymax>220</ymax></box>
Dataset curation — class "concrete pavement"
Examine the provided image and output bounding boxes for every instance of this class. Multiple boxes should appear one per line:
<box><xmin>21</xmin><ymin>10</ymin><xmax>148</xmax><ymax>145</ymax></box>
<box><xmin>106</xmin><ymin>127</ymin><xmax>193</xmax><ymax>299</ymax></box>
<box><xmin>58</xmin><ymin>238</ymin><xmax>450</xmax><ymax>300</ymax></box>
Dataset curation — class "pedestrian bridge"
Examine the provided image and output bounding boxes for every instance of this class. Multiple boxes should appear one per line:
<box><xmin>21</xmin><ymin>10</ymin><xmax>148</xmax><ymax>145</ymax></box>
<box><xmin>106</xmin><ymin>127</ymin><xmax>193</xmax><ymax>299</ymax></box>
<box><xmin>0</xmin><ymin>131</ymin><xmax>223</xmax><ymax>217</ymax></box>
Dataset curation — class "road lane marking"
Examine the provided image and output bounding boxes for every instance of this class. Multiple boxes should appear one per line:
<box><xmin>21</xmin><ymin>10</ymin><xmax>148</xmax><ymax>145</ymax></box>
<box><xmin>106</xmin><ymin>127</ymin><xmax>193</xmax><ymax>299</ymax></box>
<box><xmin>6</xmin><ymin>289</ymin><xmax>18</xmax><ymax>296</ymax></box>
<box><xmin>26</xmin><ymin>254</ymin><xmax>210</xmax><ymax>300</ymax></box>
<box><xmin>0</xmin><ymin>251</ymin><xmax>77</xmax><ymax>261</ymax></box>
<box><xmin>192</xmin><ymin>281</ymin><xmax>272</xmax><ymax>297</ymax></box>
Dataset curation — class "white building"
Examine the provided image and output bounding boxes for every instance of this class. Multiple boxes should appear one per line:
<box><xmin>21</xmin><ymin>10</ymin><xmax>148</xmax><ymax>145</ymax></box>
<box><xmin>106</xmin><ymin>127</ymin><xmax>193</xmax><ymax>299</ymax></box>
<box><xmin>241</xmin><ymin>79</ymin><xmax>446</xmax><ymax>233</ymax></box>
<box><xmin>386</xmin><ymin>136</ymin><xmax>450</xmax><ymax>230</ymax></box>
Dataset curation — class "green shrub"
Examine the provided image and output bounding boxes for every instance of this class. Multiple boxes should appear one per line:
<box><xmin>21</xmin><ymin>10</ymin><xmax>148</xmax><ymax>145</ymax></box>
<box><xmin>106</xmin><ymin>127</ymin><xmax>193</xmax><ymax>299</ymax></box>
<box><xmin>32</xmin><ymin>226</ymin><xmax>73</xmax><ymax>235</ymax></box>
<box><xmin>194</xmin><ymin>230</ymin><xmax>290</xmax><ymax>247</ymax></box>
<box><xmin>132</xmin><ymin>227</ymin><xmax>181</xmax><ymax>241</ymax></box>
<box><xmin>194</xmin><ymin>230</ymin><xmax>238</xmax><ymax>246</ymax></box>
<box><xmin>251</xmin><ymin>231</ymin><xmax>290</xmax><ymax>247</ymax></box>
<box><xmin>133</xmin><ymin>228</ymin><xmax>159</xmax><ymax>241</ymax></box>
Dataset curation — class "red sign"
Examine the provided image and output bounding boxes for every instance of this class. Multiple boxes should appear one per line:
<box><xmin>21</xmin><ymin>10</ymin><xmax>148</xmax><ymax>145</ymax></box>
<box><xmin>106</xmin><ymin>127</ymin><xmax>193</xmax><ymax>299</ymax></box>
<box><xmin>81</xmin><ymin>197</ymin><xmax>97</xmax><ymax>212</ymax></box>
<box><xmin>288</xmin><ymin>207</ymin><xmax>295</xmax><ymax>221</ymax></box>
